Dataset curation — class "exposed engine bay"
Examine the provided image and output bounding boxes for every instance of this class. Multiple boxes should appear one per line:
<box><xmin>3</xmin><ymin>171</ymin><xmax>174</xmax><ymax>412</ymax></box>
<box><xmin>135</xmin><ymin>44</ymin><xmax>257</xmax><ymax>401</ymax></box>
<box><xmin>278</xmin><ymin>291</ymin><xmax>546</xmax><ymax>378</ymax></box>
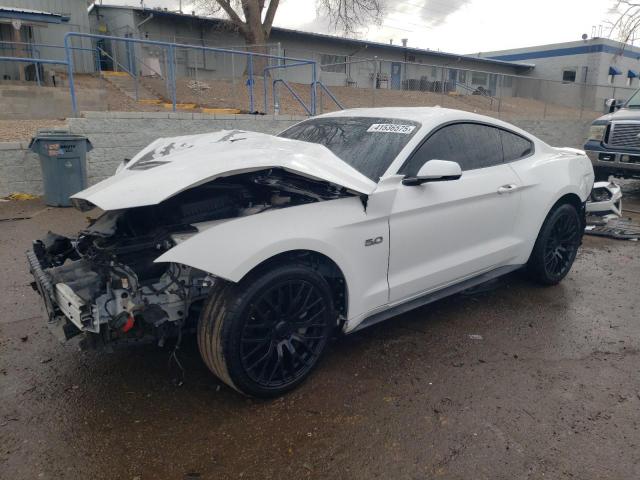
<box><xmin>28</xmin><ymin>169</ymin><xmax>353</xmax><ymax>349</ymax></box>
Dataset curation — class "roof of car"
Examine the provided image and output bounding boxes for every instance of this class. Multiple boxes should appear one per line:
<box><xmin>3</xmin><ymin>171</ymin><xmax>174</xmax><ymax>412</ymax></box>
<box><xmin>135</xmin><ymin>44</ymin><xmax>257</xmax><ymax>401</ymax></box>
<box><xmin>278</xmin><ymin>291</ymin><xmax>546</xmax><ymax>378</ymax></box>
<box><xmin>318</xmin><ymin>107</ymin><xmax>494</xmax><ymax>123</ymax></box>
<box><xmin>317</xmin><ymin>107</ymin><xmax>543</xmax><ymax>143</ymax></box>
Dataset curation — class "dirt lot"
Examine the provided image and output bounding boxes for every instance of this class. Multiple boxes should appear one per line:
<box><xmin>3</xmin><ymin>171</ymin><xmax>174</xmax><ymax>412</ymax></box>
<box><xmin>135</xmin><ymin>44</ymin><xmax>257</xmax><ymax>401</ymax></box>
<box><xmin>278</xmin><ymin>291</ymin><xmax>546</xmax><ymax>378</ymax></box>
<box><xmin>144</xmin><ymin>76</ymin><xmax>603</xmax><ymax>120</ymax></box>
<box><xmin>1</xmin><ymin>187</ymin><xmax>640</xmax><ymax>479</ymax></box>
<box><xmin>0</xmin><ymin>120</ymin><xmax>69</xmax><ymax>143</ymax></box>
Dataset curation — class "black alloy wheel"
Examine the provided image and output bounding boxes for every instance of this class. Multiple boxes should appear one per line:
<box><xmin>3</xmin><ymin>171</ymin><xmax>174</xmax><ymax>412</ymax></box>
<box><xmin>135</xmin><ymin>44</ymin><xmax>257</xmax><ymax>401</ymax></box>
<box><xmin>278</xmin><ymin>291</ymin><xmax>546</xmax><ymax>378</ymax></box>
<box><xmin>542</xmin><ymin>209</ymin><xmax>581</xmax><ymax>278</ymax></box>
<box><xmin>527</xmin><ymin>202</ymin><xmax>583</xmax><ymax>285</ymax></box>
<box><xmin>198</xmin><ymin>263</ymin><xmax>334</xmax><ymax>397</ymax></box>
<box><xmin>239</xmin><ymin>279</ymin><xmax>329</xmax><ymax>389</ymax></box>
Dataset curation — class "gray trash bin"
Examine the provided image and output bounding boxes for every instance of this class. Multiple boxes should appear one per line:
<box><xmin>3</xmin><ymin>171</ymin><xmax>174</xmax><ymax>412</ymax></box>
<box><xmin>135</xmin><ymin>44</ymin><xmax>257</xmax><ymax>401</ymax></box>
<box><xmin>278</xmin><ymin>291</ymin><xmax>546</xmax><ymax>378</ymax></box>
<box><xmin>29</xmin><ymin>130</ymin><xmax>93</xmax><ymax>207</ymax></box>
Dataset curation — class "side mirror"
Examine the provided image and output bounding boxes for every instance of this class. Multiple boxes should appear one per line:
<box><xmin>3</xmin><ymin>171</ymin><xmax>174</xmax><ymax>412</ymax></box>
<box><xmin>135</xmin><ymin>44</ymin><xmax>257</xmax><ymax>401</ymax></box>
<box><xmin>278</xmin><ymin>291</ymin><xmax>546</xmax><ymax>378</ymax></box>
<box><xmin>605</xmin><ymin>98</ymin><xmax>623</xmax><ymax>113</ymax></box>
<box><xmin>402</xmin><ymin>160</ymin><xmax>462</xmax><ymax>186</ymax></box>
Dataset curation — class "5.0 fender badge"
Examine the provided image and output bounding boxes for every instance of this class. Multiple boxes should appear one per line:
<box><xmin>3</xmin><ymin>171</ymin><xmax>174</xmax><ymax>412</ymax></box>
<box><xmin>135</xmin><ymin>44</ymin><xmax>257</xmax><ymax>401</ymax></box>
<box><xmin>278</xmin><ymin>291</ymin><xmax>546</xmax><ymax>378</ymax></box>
<box><xmin>365</xmin><ymin>236</ymin><xmax>383</xmax><ymax>247</ymax></box>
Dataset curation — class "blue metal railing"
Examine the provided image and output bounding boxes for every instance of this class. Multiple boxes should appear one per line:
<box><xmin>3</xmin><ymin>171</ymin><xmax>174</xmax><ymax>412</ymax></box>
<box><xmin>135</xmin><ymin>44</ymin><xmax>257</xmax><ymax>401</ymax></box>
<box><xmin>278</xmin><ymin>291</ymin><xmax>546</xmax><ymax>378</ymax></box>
<box><xmin>0</xmin><ymin>34</ymin><xmax>335</xmax><ymax>116</ymax></box>
<box><xmin>272</xmin><ymin>79</ymin><xmax>312</xmax><ymax>115</ymax></box>
<box><xmin>63</xmin><ymin>32</ymin><xmax>321</xmax><ymax>116</ymax></box>
<box><xmin>0</xmin><ymin>41</ymin><xmax>100</xmax><ymax>85</ymax></box>
<box><xmin>317</xmin><ymin>81</ymin><xmax>344</xmax><ymax>110</ymax></box>
<box><xmin>263</xmin><ymin>62</ymin><xmax>314</xmax><ymax>114</ymax></box>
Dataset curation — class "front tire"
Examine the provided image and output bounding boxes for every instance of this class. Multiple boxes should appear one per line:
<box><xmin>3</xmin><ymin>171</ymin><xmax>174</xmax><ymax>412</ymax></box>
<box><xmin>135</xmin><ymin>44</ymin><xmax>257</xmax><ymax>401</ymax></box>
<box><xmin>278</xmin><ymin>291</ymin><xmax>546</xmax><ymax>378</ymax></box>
<box><xmin>527</xmin><ymin>203</ymin><xmax>583</xmax><ymax>285</ymax></box>
<box><xmin>198</xmin><ymin>263</ymin><xmax>335</xmax><ymax>397</ymax></box>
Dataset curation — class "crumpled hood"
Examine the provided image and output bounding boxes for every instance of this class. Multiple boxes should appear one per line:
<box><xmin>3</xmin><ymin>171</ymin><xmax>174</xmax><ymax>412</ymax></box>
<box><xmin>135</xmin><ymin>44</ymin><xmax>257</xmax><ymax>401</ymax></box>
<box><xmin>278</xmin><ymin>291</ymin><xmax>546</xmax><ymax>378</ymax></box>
<box><xmin>72</xmin><ymin>130</ymin><xmax>376</xmax><ymax>211</ymax></box>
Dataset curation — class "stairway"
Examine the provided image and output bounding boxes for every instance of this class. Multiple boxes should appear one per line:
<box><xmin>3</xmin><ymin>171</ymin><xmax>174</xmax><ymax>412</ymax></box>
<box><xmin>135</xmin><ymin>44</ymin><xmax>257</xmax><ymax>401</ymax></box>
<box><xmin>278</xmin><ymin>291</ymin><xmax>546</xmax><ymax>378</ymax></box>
<box><xmin>100</xmin><ymin>71</ymin><xmax>162</xmax><ymax>105</ymax></box>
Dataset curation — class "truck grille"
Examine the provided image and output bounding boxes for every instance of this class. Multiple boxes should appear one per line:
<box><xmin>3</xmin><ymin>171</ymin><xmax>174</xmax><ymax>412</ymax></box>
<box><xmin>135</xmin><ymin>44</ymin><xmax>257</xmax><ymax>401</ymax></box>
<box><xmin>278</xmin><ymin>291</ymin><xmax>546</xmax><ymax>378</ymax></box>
<box><xmin>608</xmin><ymin>123</ymin><xmax>640</xmax><ymax>149</ymax></box>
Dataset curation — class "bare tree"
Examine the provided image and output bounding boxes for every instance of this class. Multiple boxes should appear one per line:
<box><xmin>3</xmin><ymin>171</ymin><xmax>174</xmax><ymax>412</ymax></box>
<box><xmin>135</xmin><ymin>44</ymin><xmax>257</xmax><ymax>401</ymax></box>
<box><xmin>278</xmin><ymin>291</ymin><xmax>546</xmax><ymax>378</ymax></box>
<box><xmin>607</xmin><ymin>1</ymin><xmax>640</xmax><ymax>45</ymax></box>
<box><xmin>194</xmin><ymin>0</ymin><xmax>385</xmax><ymax>47</ymax></box>
<box><xmin>317</xmin><ymin>0</ymin><xmax>386</xmax><ymax>36</ymax></box>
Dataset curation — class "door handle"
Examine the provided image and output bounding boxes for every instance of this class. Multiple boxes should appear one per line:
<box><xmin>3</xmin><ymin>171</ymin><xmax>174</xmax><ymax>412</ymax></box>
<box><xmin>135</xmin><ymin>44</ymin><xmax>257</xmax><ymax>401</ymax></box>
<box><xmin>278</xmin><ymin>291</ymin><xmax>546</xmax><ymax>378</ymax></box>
<box><xmin>497</xmin><ymin>184</ymin><xmax>518</xmax><ymax>194</ymax></box>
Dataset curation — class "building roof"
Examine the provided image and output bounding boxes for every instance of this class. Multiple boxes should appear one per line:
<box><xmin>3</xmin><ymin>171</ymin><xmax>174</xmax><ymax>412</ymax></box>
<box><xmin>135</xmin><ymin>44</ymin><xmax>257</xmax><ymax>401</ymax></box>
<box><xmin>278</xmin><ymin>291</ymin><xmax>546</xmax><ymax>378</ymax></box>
<box><xmin>480</xmin><ymin>38</ymin><xmax>640</xmax><ymax>62</ymax></box>
<box><xmin>89</xmin><ymin>4</ymin><xmax>534</xmax><ymax>70</ymax></box>
<box><xmin>0</xmin><ymin>6</ymin><xmax>70</xmax><ymax>24</ymax></box>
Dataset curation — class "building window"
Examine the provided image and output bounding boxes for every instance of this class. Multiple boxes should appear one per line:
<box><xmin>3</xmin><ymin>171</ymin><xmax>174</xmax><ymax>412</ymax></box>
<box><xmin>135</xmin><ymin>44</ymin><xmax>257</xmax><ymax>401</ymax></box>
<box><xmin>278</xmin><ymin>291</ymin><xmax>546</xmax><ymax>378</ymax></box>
<box><xmin>407</xmin><ymin>54</ymin><xmax>416</xmax><ymax>62</ymax></box>
<box><xmin>502</xmin><ymin>75</ymin><xmax>513</xmax><ymax>87</ymax></box>
<box><xmin>562</xmin><ymin>69</ymin><xmax>577</xmax><ymax>83</ymax></box>
<box><xmin>608</xmin><ymin>66</ymin><xmax>622</xmax><ymax>84</ymax></box>
<box><xmin>458</xmin><ymin>70</ymin><xmax>467</xmax><ymax>83</ymax></box>
<box><xmin>471</xmin><ymin>71</ymin><xmax>487</xmax><ymax>85</ymax></box>
<box><xmin>320</xmin><ymin>54</ymin><xmax>346</xmax><ymax>73</ymax></box>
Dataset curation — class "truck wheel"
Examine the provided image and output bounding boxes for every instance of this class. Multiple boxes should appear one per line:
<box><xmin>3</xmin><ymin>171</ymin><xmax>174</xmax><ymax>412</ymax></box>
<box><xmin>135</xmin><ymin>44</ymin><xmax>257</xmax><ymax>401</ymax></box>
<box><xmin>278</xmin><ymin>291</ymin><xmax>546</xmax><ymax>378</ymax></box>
<box><xmin>198</xmin><ymin>263</ymin><xmax>335</xmax><ymax>397</ymax></box>
<box><xmin>526</xmin><ymin>203</ymin><xmax>583</xmax><ymax>285</ymax></box>
<box><xmin>594</xmin><ymin>167</ymin><xmax>611</xmax><ymax>182</ymax></box>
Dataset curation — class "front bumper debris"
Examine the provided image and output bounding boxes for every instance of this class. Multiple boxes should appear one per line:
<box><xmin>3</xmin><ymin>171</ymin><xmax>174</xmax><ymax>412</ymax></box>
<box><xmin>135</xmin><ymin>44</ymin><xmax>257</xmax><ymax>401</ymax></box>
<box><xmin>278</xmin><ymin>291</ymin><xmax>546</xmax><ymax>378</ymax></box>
<box><xmin>27</xmin><ymin>249</ymin><xmax>82</xmax><ymax>342</ymax></box>
<box><xmin>586</xmin><ymin>181</ymin><xmax>622</xmax><ymax>216</ymax></box>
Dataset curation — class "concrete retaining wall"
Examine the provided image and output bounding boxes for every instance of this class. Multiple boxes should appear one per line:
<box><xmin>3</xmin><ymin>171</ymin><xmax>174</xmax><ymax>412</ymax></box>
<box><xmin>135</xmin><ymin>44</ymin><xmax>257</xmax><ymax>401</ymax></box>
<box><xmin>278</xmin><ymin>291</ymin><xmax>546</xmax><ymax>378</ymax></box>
<box><xmin>0</xmin><ymin>142</ymin><xmax>43</xmax><ymax>196</ymax></box>
<box><xmin>0</xmin><ymin>112</ymin><xmax>591</xmax><ymax>198</ymax></box>
<box><xmin>0</xmin><ymin>86</ymin><xmax>107</xmax><ymax>120</ymax></box>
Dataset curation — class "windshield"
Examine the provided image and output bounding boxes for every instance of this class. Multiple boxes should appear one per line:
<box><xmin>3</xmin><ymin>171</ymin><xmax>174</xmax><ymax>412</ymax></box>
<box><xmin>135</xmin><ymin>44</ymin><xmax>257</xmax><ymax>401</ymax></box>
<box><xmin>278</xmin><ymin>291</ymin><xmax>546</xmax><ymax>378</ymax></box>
<box><xmin>278</xmin><ymin>117</ymin><xmax>421</xmax><ymax>181</ymax></box>
<box><xmin>626</xmin><ymin>89</ymin><xmax>640</xmax><ymax>108</ymax></box>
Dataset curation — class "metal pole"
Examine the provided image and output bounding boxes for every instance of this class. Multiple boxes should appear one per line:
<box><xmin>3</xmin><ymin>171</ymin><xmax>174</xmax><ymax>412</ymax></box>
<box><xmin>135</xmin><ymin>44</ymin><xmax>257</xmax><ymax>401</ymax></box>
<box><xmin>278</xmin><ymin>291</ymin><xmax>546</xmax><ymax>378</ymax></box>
<box><xmin>231</xmin><ymin>53</ymin><xmax>238</xmax><ymax>109</ymax></box>
<box><xmin>497</xmin><ymin>75</ymin><xmax>503</xmax><ymax>116</ymax></box>
<box><xmin>64</xmin><ymin>36</ymin><xmax>78</xmax><ymax>117</ymax></box>
<box><xmin>113</xmin><ymin>39</ymin><xmax>118</xmax><ymax>72</ymax></box>
<box><xmin>311</xmin><ymin>62</ymin><xmax>317</xmax><ymax>115</ymax></box>
<box><xmin>168</xmin><ymin>44</ymin><xmax>176</xmax><ymax>111</ymax></box>
<box><xmin>248</xmin><ymin>54</ymin><xmax>254</xmax><ymax>113</ymax></box>
<box><xmin>542</xmin><ymin>80</ymin><xmax>548</xmax><ymax>118</ymax></box>
<box><xmin>33</xmin><ymin>47</ymin><xmax>41</xmax><ymax>87</ymax></box>
<box><xmin>371</xmin><ymin>58</ymin><xmax>377</xmax><ymax>107</ymax></box>
<box><xmin>263</xmin><ymin>63</ymin><xmax>269</xmax><ymax>114</ymax></box>
<box><xmin>441</xmin><ymin>66</ymin><xmax>446</xmax><ymax>106</ymax></box>
<box><xmin>163</xmin><ymin>47</ymin><xmax>169</xmax><ymax>96</ymax></box>
<box><xmin>128</xmin><ymin>40</ymin><xmax>139</xmax><ymax>102</ymax></box>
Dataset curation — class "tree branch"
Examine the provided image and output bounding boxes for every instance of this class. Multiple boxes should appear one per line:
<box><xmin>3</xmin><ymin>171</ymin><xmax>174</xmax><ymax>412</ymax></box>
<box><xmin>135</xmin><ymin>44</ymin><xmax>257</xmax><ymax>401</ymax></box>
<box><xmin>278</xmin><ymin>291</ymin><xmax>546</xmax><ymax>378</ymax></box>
<box><xmin>263</xmin><ymin>0</ymin><xmax>280</xmax><ymax>35</ymax></box>
<box><xmin>217</xmin><ymin>0</ymin><xmax>246</xmax><ymax>27</ymax></box>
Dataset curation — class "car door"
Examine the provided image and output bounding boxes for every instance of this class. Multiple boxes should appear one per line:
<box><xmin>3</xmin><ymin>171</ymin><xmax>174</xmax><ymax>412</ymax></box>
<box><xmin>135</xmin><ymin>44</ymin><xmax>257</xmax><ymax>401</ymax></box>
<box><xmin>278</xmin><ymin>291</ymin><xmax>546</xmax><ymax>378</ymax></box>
<box><xmin>387</xmin><ymin>122</ymin><xmax>523</xmax><ymax>304</ymax></box>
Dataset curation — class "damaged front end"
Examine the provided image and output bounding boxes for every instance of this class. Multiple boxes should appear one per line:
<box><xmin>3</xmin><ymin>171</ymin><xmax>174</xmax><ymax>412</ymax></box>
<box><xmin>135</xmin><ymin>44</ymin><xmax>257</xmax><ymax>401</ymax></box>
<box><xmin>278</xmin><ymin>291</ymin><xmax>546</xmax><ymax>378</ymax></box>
<box><xmin>28</xmin><ymin>169</ymin><xmax>354</xmax><ymax>350</ymax></box>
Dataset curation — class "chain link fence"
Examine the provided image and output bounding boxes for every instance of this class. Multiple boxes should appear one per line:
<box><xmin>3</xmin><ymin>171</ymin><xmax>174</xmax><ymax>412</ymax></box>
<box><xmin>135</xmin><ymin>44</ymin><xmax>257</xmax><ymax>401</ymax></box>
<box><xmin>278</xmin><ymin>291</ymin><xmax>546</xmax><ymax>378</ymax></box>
<box><xmin>68</xmin><ymin>34</ymin><xmax>319</xmax><ymax>115</ymax></box>
<box><xmin>313</xmin><ymin>58</ymin><xmax>639</xmax><ymax>121</ymax></box>
<box><xmin>2</xmin><ymin>35</ymin><xmax>640</xmax><ymax>120</ymax></box>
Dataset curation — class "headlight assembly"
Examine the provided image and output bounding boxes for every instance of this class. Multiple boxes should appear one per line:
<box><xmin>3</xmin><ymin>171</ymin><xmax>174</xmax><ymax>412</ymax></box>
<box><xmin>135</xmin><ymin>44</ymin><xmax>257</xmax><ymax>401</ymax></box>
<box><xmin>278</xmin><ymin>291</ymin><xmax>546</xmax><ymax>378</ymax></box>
<box><xmin>588</xmin><ymin>124</ymin><xmax>607</xmax><ymax>142</ymax></box>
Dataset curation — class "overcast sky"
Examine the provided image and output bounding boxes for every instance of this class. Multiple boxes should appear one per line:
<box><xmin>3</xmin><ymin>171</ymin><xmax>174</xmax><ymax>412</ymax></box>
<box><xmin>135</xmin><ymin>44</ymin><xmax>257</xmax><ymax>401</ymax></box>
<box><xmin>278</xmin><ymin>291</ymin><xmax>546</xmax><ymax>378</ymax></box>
<box><xmin>98</xmin><ymin>0</ymin><xmax>618</xmax><ymax>54</ymax></box>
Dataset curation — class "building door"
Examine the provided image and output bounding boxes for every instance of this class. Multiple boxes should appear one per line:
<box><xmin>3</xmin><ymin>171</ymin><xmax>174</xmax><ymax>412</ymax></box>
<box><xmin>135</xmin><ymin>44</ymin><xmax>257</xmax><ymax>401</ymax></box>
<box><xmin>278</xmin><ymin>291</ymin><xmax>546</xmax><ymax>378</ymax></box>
<box><xmin>391</xmin><ymin>62</ymin><xmax>402</xmax><ymax>90</ymax></box>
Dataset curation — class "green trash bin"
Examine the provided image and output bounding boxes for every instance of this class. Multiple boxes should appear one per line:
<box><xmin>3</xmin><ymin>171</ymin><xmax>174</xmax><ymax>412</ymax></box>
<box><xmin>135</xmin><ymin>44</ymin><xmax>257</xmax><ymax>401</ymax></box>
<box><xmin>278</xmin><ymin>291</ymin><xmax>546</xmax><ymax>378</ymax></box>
<box><xmin>28</xmin><ymin>130</ymin><xmax>93</xmax><ymax>207</ymax></box>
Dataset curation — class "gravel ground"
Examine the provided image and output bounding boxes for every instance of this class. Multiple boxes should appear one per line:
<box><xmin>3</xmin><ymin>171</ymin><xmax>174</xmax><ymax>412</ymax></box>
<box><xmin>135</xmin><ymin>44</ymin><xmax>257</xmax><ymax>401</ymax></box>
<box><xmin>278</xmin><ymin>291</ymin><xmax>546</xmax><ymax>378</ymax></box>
<box><xmin>0</xmin><ymin>120</ymin><xmax>69</xmax><ymax>142</ymax></box>
<box><xmin>0</xmin><ymin>74</ymin><xmax>601</xmax><ymax>141</ymax></box>
<box><xmin>0</xmin><ymin>185</ymin><xmax>639</xmax><ymax>479</ymax></box>
<box><xmin>143</xmin><ymin>76</ymin><xmax>603</xmax><ymax>120</ymax></box>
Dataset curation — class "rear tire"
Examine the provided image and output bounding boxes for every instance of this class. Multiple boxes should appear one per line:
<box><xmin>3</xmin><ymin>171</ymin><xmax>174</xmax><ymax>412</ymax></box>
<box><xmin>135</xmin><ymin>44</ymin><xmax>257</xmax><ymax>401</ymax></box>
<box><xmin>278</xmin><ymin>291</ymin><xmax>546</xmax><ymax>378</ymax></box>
<box><xmin>197</xmin><ymin>263</ymin><xmax>335</xmax><ymax>398</ymax></box>
<box><xmin>526</xmin><ymin>203</ymin><xmax>583</xmax><ymax>285</ymax></box>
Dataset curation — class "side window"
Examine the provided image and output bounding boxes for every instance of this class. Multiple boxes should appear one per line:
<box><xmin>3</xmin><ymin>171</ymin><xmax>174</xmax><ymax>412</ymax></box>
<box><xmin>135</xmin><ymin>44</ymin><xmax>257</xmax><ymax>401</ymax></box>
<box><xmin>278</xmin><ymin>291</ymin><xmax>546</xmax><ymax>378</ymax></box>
<box><xmin>401</xmin><ymin>123</ymin><xmax>504</xmax><ymax>176</ymax></box>
<box><xmin>500</xmin><ymin>130</ymin><xmax>533</xmax><ymax>161</ymax></box>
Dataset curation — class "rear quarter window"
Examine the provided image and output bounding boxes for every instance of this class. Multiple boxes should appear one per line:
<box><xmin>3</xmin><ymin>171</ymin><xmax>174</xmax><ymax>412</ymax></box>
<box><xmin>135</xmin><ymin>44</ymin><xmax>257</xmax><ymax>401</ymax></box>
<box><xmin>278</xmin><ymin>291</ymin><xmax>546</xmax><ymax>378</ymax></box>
<box><xmin>500</xmin><ymin>130</ymin><xmax>534</xmax><ymax>161</ymax></box>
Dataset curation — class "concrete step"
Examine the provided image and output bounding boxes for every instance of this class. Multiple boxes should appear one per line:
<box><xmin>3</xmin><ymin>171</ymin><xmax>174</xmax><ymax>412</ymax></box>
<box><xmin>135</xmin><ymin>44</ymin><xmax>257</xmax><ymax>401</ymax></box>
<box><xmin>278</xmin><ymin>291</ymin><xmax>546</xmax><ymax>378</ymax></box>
<box><xmin>100</xmin><ymin>71</ymin><xmax>160</xmax><ymax>102</ymax></box>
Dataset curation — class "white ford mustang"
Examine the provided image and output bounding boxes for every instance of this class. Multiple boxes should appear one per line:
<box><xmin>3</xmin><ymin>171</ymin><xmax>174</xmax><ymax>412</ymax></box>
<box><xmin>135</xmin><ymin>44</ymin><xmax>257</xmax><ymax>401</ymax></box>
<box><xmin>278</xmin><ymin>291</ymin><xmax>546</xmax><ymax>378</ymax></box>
<box><xmin>28</xmin><ymin>107</ymin><xmax>594</xmax><ymax>397</ymax></box>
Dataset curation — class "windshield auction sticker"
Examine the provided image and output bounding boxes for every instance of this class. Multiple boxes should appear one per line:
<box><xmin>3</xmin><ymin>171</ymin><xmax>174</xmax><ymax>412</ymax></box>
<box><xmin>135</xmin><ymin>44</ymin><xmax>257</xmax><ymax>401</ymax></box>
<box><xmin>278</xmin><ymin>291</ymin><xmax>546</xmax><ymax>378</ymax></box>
<box><xmin>367</xmin><ymin>123</ymin><xmax>416</xmax><ymax>134</ymax></box>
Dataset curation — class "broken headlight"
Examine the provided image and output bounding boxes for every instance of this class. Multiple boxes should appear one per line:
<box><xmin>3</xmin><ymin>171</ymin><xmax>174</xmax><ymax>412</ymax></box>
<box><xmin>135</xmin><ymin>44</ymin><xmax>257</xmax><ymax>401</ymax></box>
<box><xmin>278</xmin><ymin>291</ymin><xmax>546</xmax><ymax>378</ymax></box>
<box><xmin>70</xmin><ymin>198</ymin><xmax>96</xmax><ymax>212</ymax></box>
<box><xmin>590</xmin><ymin>187</ymin><xmax>612</xmax><ymax>202</ymax></box>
